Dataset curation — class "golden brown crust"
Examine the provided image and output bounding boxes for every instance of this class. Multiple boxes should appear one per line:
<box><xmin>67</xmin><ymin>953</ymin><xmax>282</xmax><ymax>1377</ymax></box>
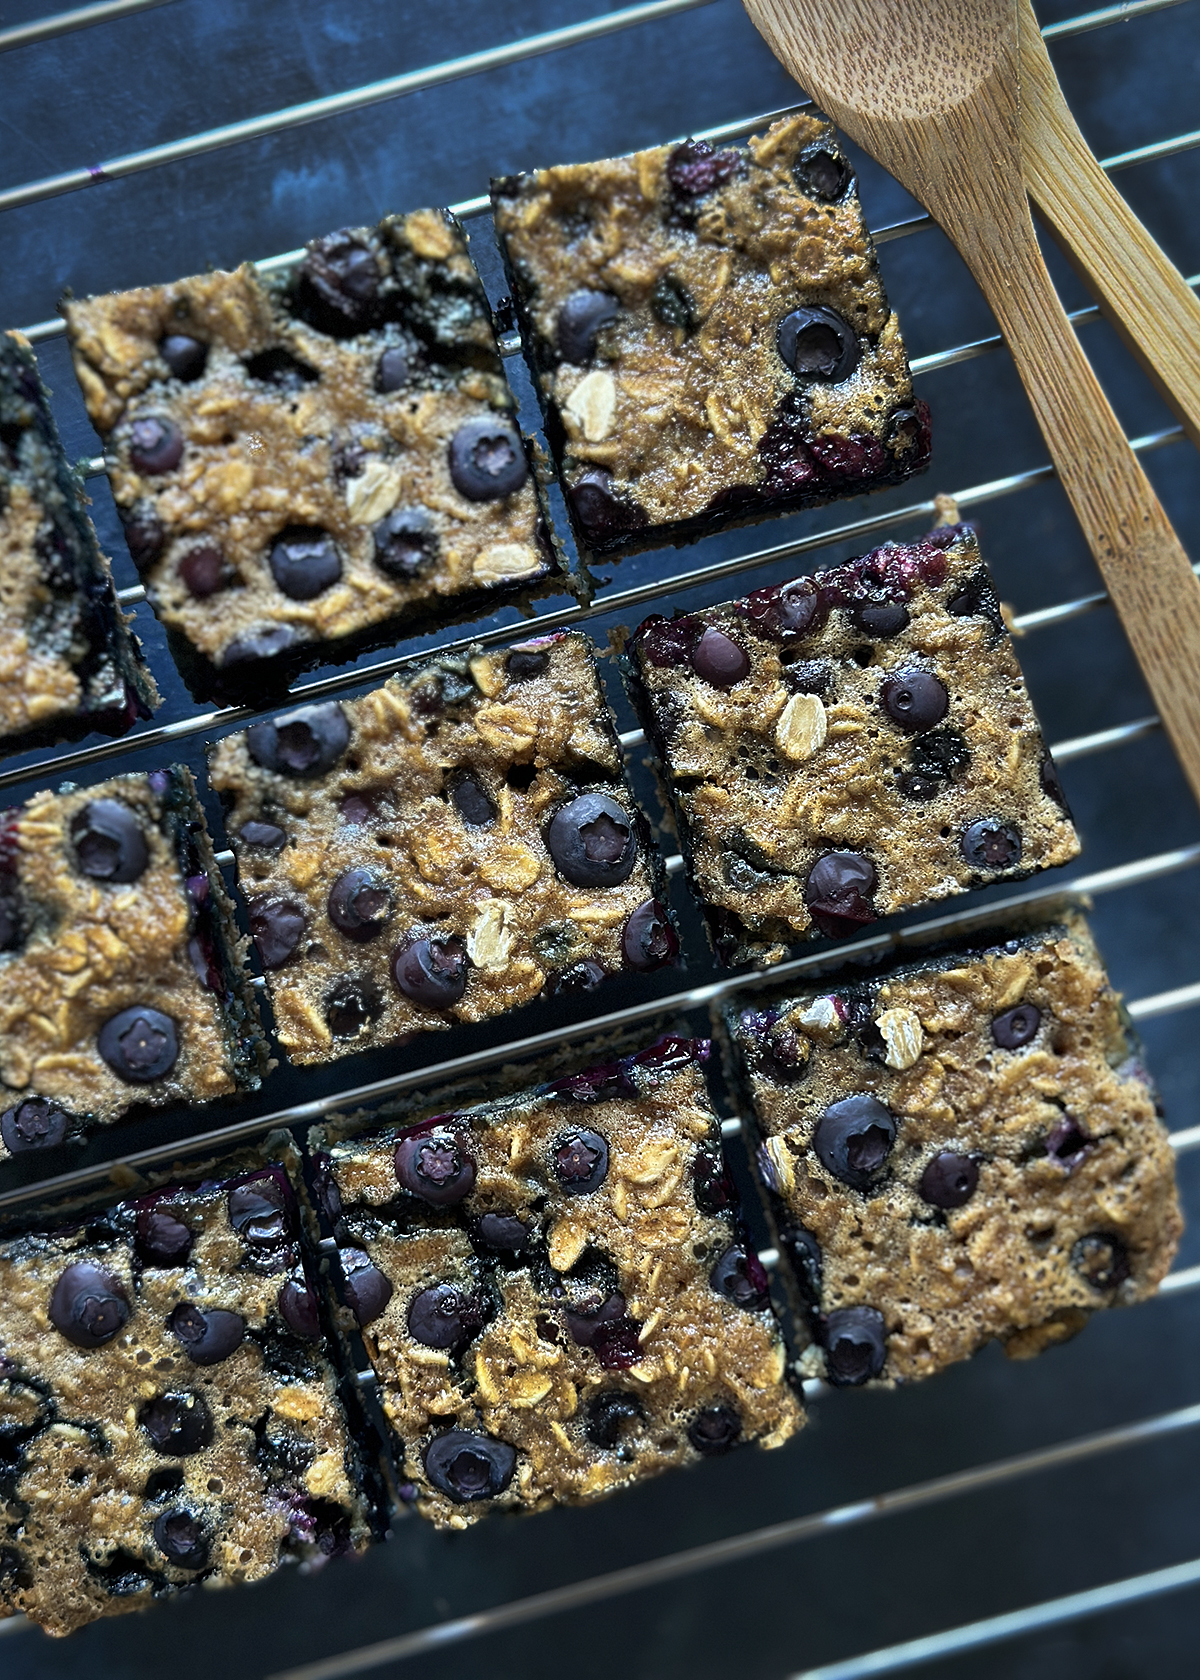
<box><xmin>319</xmin><ymin>1040</ymin><xmax>802</xmax><ymax>1529</ymax></box>
<box><xmin>727</xmin><ymin>911</ymin><xmax>1182</xmax><ymax>1385</ymax></box>
<box><xmin>626</xmin><ymin>527</ymin><xmax>1079</xmax><ymax>965</ymax></box>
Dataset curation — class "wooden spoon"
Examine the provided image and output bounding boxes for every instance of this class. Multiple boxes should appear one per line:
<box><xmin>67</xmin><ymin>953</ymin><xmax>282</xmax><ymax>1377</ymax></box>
<box><xmin>741</xmin><ymin>0</ymin><xmax>1200</xmax><ymax>806</ymax></box>
<box><xmin>1019</xmin><ymin>0</ymin><xmax>1200</xmax><ymax>453</ymax></box>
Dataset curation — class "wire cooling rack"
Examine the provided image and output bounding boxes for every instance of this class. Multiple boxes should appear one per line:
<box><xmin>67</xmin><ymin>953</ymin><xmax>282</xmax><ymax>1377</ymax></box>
<box><xmin>3</xmin><ymin>1</ymin><xmax>1200</xmax><ymax>1676</ymax></box>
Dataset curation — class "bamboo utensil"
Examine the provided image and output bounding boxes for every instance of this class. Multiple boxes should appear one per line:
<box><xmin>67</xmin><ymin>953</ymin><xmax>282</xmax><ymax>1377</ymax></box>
<box><xmin>741</xmin><ymin>0</ymin><xmax>1200</xmax><ymax>805</ymax></box>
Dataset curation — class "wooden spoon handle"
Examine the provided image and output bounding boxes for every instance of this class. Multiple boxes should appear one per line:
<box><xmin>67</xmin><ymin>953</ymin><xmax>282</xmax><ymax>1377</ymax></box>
<box><xmin>1019</xmin><ymin>0</ymin><xmax>1200</xmax><ymax>452</ymax></box>
<box><xmin>970</xmin><ymin>207</ymin><xmax>1200</xmax><ymax>803</ymax></box>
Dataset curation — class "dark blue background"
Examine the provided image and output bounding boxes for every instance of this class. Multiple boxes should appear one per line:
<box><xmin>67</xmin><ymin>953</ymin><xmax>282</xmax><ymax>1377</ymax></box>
<box><xmin>1</xmin><ymin>0</ymin><xmax>1199</xmax><ymax>1675</ymax></box>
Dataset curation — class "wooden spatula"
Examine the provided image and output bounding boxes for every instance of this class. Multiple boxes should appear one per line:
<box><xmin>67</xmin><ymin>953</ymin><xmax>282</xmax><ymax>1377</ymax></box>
<box><xmin>741</xmin><ymin>0</ymin><xmax>1200</xmax><ymax>807</ymax></box>
<box><xmin>1018</xmin><ymin>0</ymin><xmax>1200</xmax><ymax>453</ymax></box>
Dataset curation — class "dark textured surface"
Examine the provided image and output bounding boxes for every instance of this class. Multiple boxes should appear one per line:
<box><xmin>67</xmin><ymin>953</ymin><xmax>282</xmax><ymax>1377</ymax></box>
<box><xmin>1</xmin><ymin>0</ymin><xmax>1199</xmax><ymax>1675</ymax></box>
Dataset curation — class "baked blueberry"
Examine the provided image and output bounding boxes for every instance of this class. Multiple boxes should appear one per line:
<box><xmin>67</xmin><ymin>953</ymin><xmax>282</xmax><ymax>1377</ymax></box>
<box><xmin>49</xmin><ymin>1263</ymin><xmax>130</xmax><ymax>1348</ymax></box>
<box><xmin>168</xmin><ymin>1302</ymin><xmax>245</xmax><ymax>1365</ymax></box>
<box><xmin>691</xmin><ymin>626</ymin><xmax>750</xmax><ymax>688</ymax></box>
<box><xmin>70</xmin><ymin>799</ymin><xmax>149</xmax><ymax>883</ymax></box>
<box><xmin>551</xmin><ymin>1128</ymin><xmax>608</xmax><ymax>1194</ymax></box>
<box><xmin>1071</xmin><ymin>1233</ymin><xmax>1130</xmax><ymax>1291</ymax></box>
<box><xmin>813</xmin><ymin>1093</ymin><xmax>897</xmax><ymax>1189</ymax></box>
<box><xmin>506</xmin><ymin>646</ymin><xmax>550</xmax><ymax>681</ymax></box>
<box><xmin>373</xmin><ymin>506</ymin><xmax>438</xmax><ymax>578</ymax></box>
<box><xmin>0</xmin><ymin>1097</ymin><xmax>68</xmax><ymax>1152</ymax></box>
<box><xmin>666</xmin><ymin>138</ymin><xmax>740</xmax><ymax>197</ymax></box>
<box><xmin>121</xmin><ymin>506</ymin><xmax>165</xmax><ymax>571</ymax></box>
<box><xmin>391</xmin><ymin>933</ymin><xmax>469</xmax><ymax>1008</ymax></box>
<box><xmin>238</xmin><ymin>820</ymin><xmax>286</xmax><ymax>850</ymax></box>
<box><xmin>277</xmin><ymin>1277</ymin><xmax>321</xmax><ymax>1338</ymax></box>
<box><xmin>586</xmin><ymin>1390</ymin><xmax>644</xmax><ymax>1449</ymax></box>
<box><xmin>248</xmin><ymin>896</ymin><xmax>306</xmax><ymax>969</ymax></box>
<box><xmin>1045</xmin><ymin>1115</ymin><xmax>1092</xmax><ymax>1169</ymax></box>
<box><xmin>178</xmin><ymin>545</ymin><xmax>229</xmax><ymax>598</ymax></box>
<box><xmin>394</xmin><ymin>1131</ymin><xmax>476</xmax><ymax>1205</ymax></box>
<box><xmin>376</xmin><ymin>346</ymin><xmax>409</xmax><ymax>391</ymax></box>
<box><xmin>296</xmin><ymin>231</ymin><xmax>381</xmax><ymax>334</ymax></box>
<box><xmin>851</xmin><ymin>601</ymin><xmax>909</xmax><ymax>637</ymax></box>
<box><xmin>776</xmin><ymin>306</ymin><xmax>860</xmax><ymax>383</ymax></box>
<box><xmin>992</xmin><ymin>1003</ymin><xmax>1041</xmax><ymax>1048</ymax></box>
<box><xmin>228</xmin><ymin>1176</ymin><xmax>287</xmax><ymax>1246</ymax></box>
<box><xmin>451</xmin><ymin>776</ymin><xmax>496</xmax><ymax>827</ymax></box>
<box><xmin>804</xmin><ymin>851</ymin><xmax>877</xmax><ymax>938</ymax></box>
<box><xmin>621</xmin><ymin>898</ymin><xmax>678</xmax><ymax>971</ymax></box>
<box><xmin>129</xmin><ymin>416</ymin><xmax>183</xmax><ymax>475</ymax></box>
<box><xmin>424</xmin><ymin>1430</ymin><xmax>515</xmax><ymax>1503</ymax></box>
<box><xmin>962</xmin><ymin>818</ymin><xmax>1022</xmax><ymax>871</ymax></box>
<box><xmin>408</xmin><ymin>1282</ymin><xmax>485</xmax><ymax>1350</ymax></box>
<box><xmin>220</xmin><ymin>625</ymin><xmax>303</xmax><ymax>669</ymax></box>
<box><xmin>919</xmin><ymin>1151</ymin><xmax>979</xmax><ymax>1209</ymax></box>
<box><xmin>448</xmin><ymin>416</ymin><xmax>528</xmax><ymax>501</ymax></box>
<box><xmin>159</xmin><ymin>334</ymin><xmax>207</xmax><ymax>381</ymax></box>
<box><xmin>793</xmin><ymin>142</ymin><xmax>854</xmax><ymax>201</ymax></box>
<box><xmin>328</xmin><ymin>868</ymin><xmax>392</xmax><ymax>941</ymax></box>
<box><xmin>340</xmin><ymin>1247</ymin><xmax>394</xmax><ymax>1326</ymax></box>
<box><xmin>268</xmin><ymin>527</ymin><xmax>342</xmax><ymax>600</ymax></box>
<box><xmin>879</xmin><ymin>670</ymin><xmax>948</xmax><ymax>732</ymax></box>
<box><xmin>139</xmin><ymin>1392</ymin><xmax>213</xmax><ymax>1456</ymax></box>
<box><xmin>824</xmin><ymin>1305</ymin><xmax>886</xmax><ymax>1385</ymax></box>
<box><xmin>709</xmin><ymin>1244</ymin><xmax>770</xmax><ymax>1310</ymax></box>
<box><xmin>568</xmin><ymin>468</ymin><xmax>647</xmax><ymax>542</ymax></box>
<box><xmin>152</xmin><ymin>1510</ymin><xmax>208</xmax><ymax>1569</ymax></box>
<box><xmin>247</xmin><ymin>702</ymin><xmax>350</xmax><ymax>777</ymax></box>
<box><xmin>325</xmin><ymin>978</ymin><xmax>383</xmax><ymax>1040</ymax></box>
<box><xmin>97</xmin><ymin>1006</ymin><xmax>179</xmax><ymax>1082</ymax></box>
<box><xmin>136</xmin><ymin>1207</ymin><xmax>193</xmax><ymax>1267</ymax></box>
<box><xmin>474</xmin><ymin>1212</ymin><xmax>531</xmax><ymax>1253</ymax></box>
<box><xmin>557</xmin><ymin>289</ymin><xmax>619</xmax><ymax>363</ymax></box>
<box><xmin>687</xmin><ymin>1404</ymin><xmax>742</xmax><ymax>1455</ymax></box>
<box><xmin>547</xmin><ymin>793</ymin><xmax>637</xmax><ymax>888</ymax></box>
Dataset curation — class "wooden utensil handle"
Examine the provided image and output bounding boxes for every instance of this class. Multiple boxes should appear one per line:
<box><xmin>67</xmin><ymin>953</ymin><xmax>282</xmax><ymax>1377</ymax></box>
<box><xmin>969</xmin><ymin>210</ymin><xmax>1200</xmax><ymax>803</ymax></box>
<box><xmin>1019</xmin><ymin>0</ymin><xmax>1200</xmax><ymax>453</ymax></box>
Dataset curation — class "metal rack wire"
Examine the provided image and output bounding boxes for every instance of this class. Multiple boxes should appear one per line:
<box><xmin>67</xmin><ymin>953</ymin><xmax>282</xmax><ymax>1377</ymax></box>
<box><xmin>3</xmin><ymin>0</ymin><xmax>1200</xmax><ymax>1675</ymax></box>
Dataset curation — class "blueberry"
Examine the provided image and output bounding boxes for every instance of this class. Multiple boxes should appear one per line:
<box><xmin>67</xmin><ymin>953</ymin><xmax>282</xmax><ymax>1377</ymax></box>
<box><xmin>277</xmin><ymin>1277</ymin><xmax>321</xmax><ymax>1338</ymax></box>
<box><xmin>451</xmin><ymin>776</ymin><xmax>496</xmax><ymax>827</ymax></box>
<box><xmin>296</xmin><ymin>232</ymin><xmax>381</xmax><ymax>335</ymax></box>
<box><xmin>851</xmin><ymin>601</ymin><xmax>909</xmax><ymax>637</ymax></box>
<box><xmin>1071</xmin><ymin>1234</ymin><xmax>1130</xmax><ymax>1291</ymax></box>
<box><xmin>394</xmin><ymin>1131</ymin><xmax>476</xmax><ymax>1205</ymax></box>
<box><xmin>544</xmin><ymin>959</ymin><xmax>607</xmax><ymax>996</ymax></box>
<box><xmin>153</xmin><ymin>1510</ymin><xmax>208</xmax><ymax>1569</ymax></box>
<box><xmin>376</xmin><ymin>346</ymin><xmax>409</xmax><ymax>391</ymax></box>
<box><xmin>391</xmin><ymin>933</ymin><xmax>469</xmax><ymax>1009</ymax></box>
<box><xmin>474</xmin><ymin>1212</ymin><xmax>530</xmax><ymax>1253</ymax></box>
<box><xmin>962</xmin><ymin>818</ymin><xmax>1022</xmax><ymax>871</ymax></box>
<box><xmin>910</xmin><ymin>728</ymin><xmax>971</xmax><ymax>784</ymax></box>
<box><xmin>651</xmin><ymin>274</ymin><xmax>695</xmax><ymax>332</ymax></box>
<box><xmin>268</xmin><ymin>526</ymin><xmax>342</xmax><ymax>600</ymax></box>
<box><xmin>691</xmin><ymin>626</ymin><xmax>750</xmax><ymax>688</ymax></box>
<box><xmin>340</xmin><ymin>1247</ymin><xmax>394</xmax><ymax>1326</ymax></box>
<box><xmin>552</xmin><ymin>1128</ymin><xmax>608</xmax><ymax>1194</ymax></box>
<box><xmin>220</xmin><ymin>625</ymin><xmax>303</xmax><ymax>669</ymax></box>
<box><xmin>777</xmin><ymin>307</ymin><xmax>860</xmax><ymax>383</ymax></box>
<box><xmin>178</xmin><ymin>545</ymin><xmax>229</xmax><ymax>598</ymax></box>
<box><xmin>136</xmin><ymin>1207</ymin><xmax>193</xmax><ymax>1267</ymax></box>
<box><xmin>564</xmin><ymin>1296</ymin><xmax>640</xmax><ymax>1370</ymax></box>
<box><xmin>238</xmin><ymin>820</ymin><xmax>286</xmax><ymax>850</ymax></box>
<box><xmin>1045</xmin><ymin>1115</ymin><xmax>1092</xmax><ymax>1169</ymax></box>
<box><xmin>120</xmin><ymin>504</ymin><xmax>165</xmax><ymax>571</ymax></box>
<box><xmin>919</xmin><ymin>1151</ymin><xmax>979</xmax><ymax>1209</ymax></box>
<box><xmin>879</xmin><ymin>670</ymin><xmax>948</xmax><ymax>732</ymax></box>
<box><xmin>693</xmin><ymin>1148</ymin><xmax>734</xmax><ymax>1214</ymax></box>
<box><xmin>1</xmin><ymin>1097</ymin><xmax>68</xmax><ymax>1152</ymax></box>
<box><xmin>666</xmin><ymin>139</ymin><xmax>740</xmax><ymax>197</ymax></box>
<box><xmin>992</xmin><ymin>1003</ymin><xmax>1041</xmax><ymax>1048</ymax></box>
<box><xmin>98</xmin><ymin>1006</ymin><xmax>178</xmax><ymax>1082</ymax></box>
<box><xmin>70</xmin><ymin>799</ymin><xmax>149</xmax><ymax>883</ymax></box>
<box><xmin>804</xmin><ymin>851</ymin><xmax>877</xmax><ymax>938</ymax></box>
<box><xmin>49</xmin><ymin>1262</ymin><xmax>130</xmax><ymax>1348</ymax></box>
<box><xmin>423</xmin><ymin>1430</ymin><xmax>515</xmax><ymax>1503</ymax></box>
<box><xmin>556</xmin><ymin>289</ymin><xmax>619</xmax><ymax>364</ymax></box>
<box><xmin>687</xmin><ymin>1404</ymin><xmax>742</xmax><ymax>1456</ymax></box>
<box><xmin>778</xmin><ymin>1224</ymin><xmax>823</xmax><ymax>1307</ymax></box>
<box><xmin>373</xmin><ymin>506</ymin><xmax>438</xmax><ymax>579</ymax></box>
<box><xmin>248</xmin><ymin>895</ymin><xmax>306</xmax><ymax>969</ymax></box>
<box><xmin>159</xmin><ymin>335</ymin><xmax>207</xmax><ymax>381</ymax></box>
<box><xmin>1041</xmin><ymin>754</ymin><xmax>1071</xmax><ymax>814</ymax></box>
<box><xmin>129</xmin><ymin>417</ymin><xmax>183</xmax><ymax>475</ymax></box>
<box><xmin>228</xmin><ymin>1175</ymin><xmax>288</xmax><ymax>1246</ymax></box>
<box><xmin>546</xmin><ymin>793</ymin><xmax>637</xmax><ymax>888</ymax></box>
<box><xmin>740</xmin><ymin>578</ymin><xmax>824</xmax><ymax>642</ymax></box>
<box><xmin>813</xmin><ymin>1093</ymin><xmax>897</xmax><ymax>1189</ymax></box>
<box><xmin>568</xmin><ymin>468</ymin><xmax>648</xmax><ymax>543</ymax></box>
<box><xmin>448</xmin><ymin>416</ymin><xmax>528</xmax><ymax>501</ymax></box>
<box><xmin>793</xmin><ymin>144</ymin><xmax>853</xmax><ymax>201</ymax></box>
<box><xmin>621</xmin><ymin>899</ymin><xmax>678</xmax><ymax>971</ymax></box>
<box><xmin>327</xmin><ymin>867</ymin><xmax>391</xmax><ymax>941</ymax></box>
<box><xmin>586</xmin><ymin>1390</ymin><xmax>644</xmax><ymax>1449</ymax></box>
<box><xmin>824</xmin><ymin>1306</ymin><xmax>886</xmax><ymax>1386</ymax></box>
<box><xmin>326</xmin><ymin>975</ymin><xmax>382</xmax><ymax>1036</ymax></box>
<box><xmin>408</xmin><ymin>1282</ymin><xmax>485</xmax><ymax>1350</ymax></box>
<box><xmin>243</xmin><ymin>347</ymin><xmax>318</xmax><ymax>388</ymax></box>
<box><xmin>709</xmin><ymin>1245</ymin><xmax>770</xmax><ymax>1310</ymax></box>
<box><xmin>247</xmin><ymin>702</ymin><xmax>350</xmax><ymax>776</ymax></box>
<box><xmin>168</xmin><ymin>1302</ymin><xmax>245</xmax><ymax>1365</ymax></box>
<box><xmin>139</xmin><ymin>1392</ymin><xmax>213</xmax><ymax>1456</ymax></box>
<box><xmin>506</xmin><ymin>646</ymin><xmax>549</xmax><ymax>681</ymax></box>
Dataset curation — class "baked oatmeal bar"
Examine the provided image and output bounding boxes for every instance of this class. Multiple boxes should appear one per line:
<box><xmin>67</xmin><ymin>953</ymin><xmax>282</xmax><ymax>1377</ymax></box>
<box><xmin>0</xmin><ymin>766</ymin><xmax>266</xmax><ymax>1158</ymax></box>
<box><xmin>0</xmin><ymin>332</ymin><xmax>156</xmax><ymax>758</ymax></box>
<box><xmin>208</xmin><ymin>632</ymin><xmax>675</xmax><ymax>1065</ymax></box>
<box><xmin>64</xmin><ymin>211</ymin><xmax>560</xmax><ymax>699</ymax></box>
<box><xmin>725</xmin><ymin>907</ymin><xmax>1181</xmax><ymax>1386</ymax></box>
<box><xmin>311</xmin><ymin>1035</ymin><xmax>802</xmax><ymax>1529</ymax></box>
<box><xmin>491</xmin><ymin>112</ymin><xmax>930</xmax><ymax>562</ymax></box>
<box><xmin>0</xmin><ymin>1154</ymin><xmax>370</xmax><ymax>1635</ymax></box>
<box><xmin>624</xmin><ymin>522</ymin><xmax>1079</xmax><ymax>966</ymax></box>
